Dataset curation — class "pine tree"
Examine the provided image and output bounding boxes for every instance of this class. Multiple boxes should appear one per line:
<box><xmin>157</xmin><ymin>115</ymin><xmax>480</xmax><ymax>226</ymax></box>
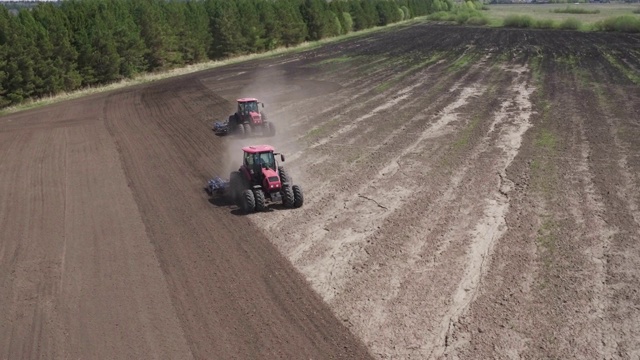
<box><xmin>62</xmin><ymin>0</ymin><xmax>99</xmax><ymax>85</ymax></box>
<box><xmin>237</xmin><ymin>0</ymin><xmax>265</xmax><ymax>53</ymax></box>
<box><xmin>134</xmin><ymin>0</ymin><xmax>169</xmax><ymax>70</ymax></box>
<box><xmin>183</xmin><ymin>0</ymin><xmax>211</xmax><ymax>63</ymax></box>
<box><xmin>162</xmin><ymin>1</ymin><xmax>187</xmax><ymax>67</ymax></box>
<box><xmin>32</xmin><ymin>3</ymin><xmax>81</xmax><ymax>93</ymax></box>
<box><xmin>110</xmin><ymin>0</ymin><xmax>147</xmax><ymax>77</ymax></box>
<box><xmin>0</xmin><ymin>6</ymin><xmax>10</xmax><ymax>107</ymax></box>
<box><xmin>91</xmin><ymin>12</ymin><xmax>121</xmax><ymax>83</ymax></box>
<box><xmin>275</xmin><ymin>0</ymin><xmax>307</xmax><ymax>46</ymax></box>
<box><xmin>300</xmin><ymin>0</ymin><xmax>327</xmax><ymax>41</ymax></box>
<box><xmin>257</xmin><ymin>0</ymin><xmax>281</xmax><ymax>50</ymax></box>
<box><xmin>206</xmin><ymin>0</ymin><xmax>244</xmax><ymax>58</ymax></box>
<box><xmin>349</xmin><ymin>1</ymin><xmax>368</xmax><ymax>31</ymax></box>
<box><xmin>360</xmin><ymin>0</ymin><xmax>378</xmax><ymax>28</ymax></box>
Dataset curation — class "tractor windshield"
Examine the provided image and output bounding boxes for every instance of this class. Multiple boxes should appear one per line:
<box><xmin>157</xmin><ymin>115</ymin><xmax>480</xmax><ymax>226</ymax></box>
<box><xmin>241</xmin><ymin>101</ymin><xmax>258</xmax><ymax>113</ymax></box>
<box><xmin>244</xmin><ymin>151</ymin><xmax>275</xmax><ymax>170</ymax></box>
<box><xmin>256</xmin><ymin>152</ymin><xmax>275</xmax><ymax>169</ymax></box>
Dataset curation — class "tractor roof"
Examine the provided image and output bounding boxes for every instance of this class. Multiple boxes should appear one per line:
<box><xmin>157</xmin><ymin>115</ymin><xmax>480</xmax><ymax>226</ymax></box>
<box><xmin>242</xmin><ymin>145</ymin><xmax>275</xmax><ymax>153</ymax></box>
<box><xmin>237</xmin><ymin>98</ymin><xmax>258</xmax><ymax>103</ymax></box>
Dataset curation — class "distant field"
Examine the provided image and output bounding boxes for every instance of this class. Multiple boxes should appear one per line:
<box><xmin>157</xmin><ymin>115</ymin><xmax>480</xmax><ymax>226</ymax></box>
<box><xmin>485</xmin><ymin>3</ymin><xmax>640</xmax><ymax>25</ymax></box>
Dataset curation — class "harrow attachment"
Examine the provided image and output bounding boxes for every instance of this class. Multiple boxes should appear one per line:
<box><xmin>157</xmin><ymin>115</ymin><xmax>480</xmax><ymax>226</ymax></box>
<box><xmin>212</xmin><ymin>121</ymin><xmax>230</xmax><ymax>135</ymax></box>
<box><xmin>205</xmin><ymin>176</ymin><xmax>230</xmax><ymax>195</ymax></box>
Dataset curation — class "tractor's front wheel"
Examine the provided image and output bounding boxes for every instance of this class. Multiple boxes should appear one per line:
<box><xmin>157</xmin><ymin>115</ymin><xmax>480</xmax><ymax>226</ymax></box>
<box><xmin>237</xmin><ymin>124</ymin><xmax>246</xmax><ymax>138</ymax></box>
<box><xmin>282</xmin><ymin>185</ymin><xmax>295</xmax><ymax>208</ymax></box>
<box><xmin>278</xmin><ymin>166</ymin><xmax>292</xmax><ymax>185</ymax></box>
<box><xmin>241</xmin><ymin>189</ymin><xmax>255</xmax><ymax>213</ymax></box>
<box><xmin>254</xmin><ymin>189</ymin><xmax>267</xmax><ymax>212</ymax></box>
<box><xmin>292</xmin><ymin>185</ymin><xmax>304</xmax><ymax>208</ymax></box>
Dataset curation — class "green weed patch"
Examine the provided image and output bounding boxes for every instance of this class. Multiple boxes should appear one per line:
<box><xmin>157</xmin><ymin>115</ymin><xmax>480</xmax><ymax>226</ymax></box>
<box><xmin>448</xmin><ymin>52</ymin><xmax>476</xmax><ymax>72</ymax></box>
<box><xmin>601</xmin><ymin>51</ymin><xmax>640</xmax><ymax>85</ymax></box>
<box><xmin>593</xmin><ymin>15</ymin><xmax>640</xmax><ymax>33</ymax></box>
<box><xmin>551</xmin><ymin>6</ymin><xmax>600</xmax><ymax>15</ymax></box>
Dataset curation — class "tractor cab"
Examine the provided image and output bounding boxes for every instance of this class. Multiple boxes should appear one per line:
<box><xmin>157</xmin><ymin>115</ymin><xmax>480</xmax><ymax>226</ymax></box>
<box><xmin>238</xmin><ymin>99</ymin><xmax>260</xmax><ymax>114</ymax></box>
<box><xmin>243</xmin><ymin>150</ymin><xmax>276</xmax><ymax>173</ymax></box>
<box><xmin>241</xmin><ymin>145</ymin><xmax>285</xmax><ymax>189</ymax></box>
<box><xmin>220</xmin><ymin>144</ymin><xmax>302</xmax><ymax>213</ymax></box>
<box><xmin>236</xmin><ymin>98</ymin><xmax>264</xmax><ymax>125</ymax></box>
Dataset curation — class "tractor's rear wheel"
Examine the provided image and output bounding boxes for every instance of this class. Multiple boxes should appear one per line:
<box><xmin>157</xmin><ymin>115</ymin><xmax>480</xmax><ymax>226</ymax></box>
<box><xmin>282</xmin><ymin>185</ymin><xmax>295</xmax><ymax>208</ymax></box>
<box><xmin>241</xmin><ymin>189</ymin><xmax>255</xmax><ymax>213</ymax></box>
<box><xmin>237</xmin><ymin>124</ymin><xmax>245</xmax><ymax>137</ymax></box>
<box><xmin>254</xmin><ymin>189</ymin><xmax>267</xmax><ymax>211</ymax></box>
<box><xmin>243</xmin><ymin>123</ymin><xmax>252</xmax><ymax>137</ymax></box>
<box><xmin>278</xmin><ymin>166</ymin><xmax>292</xmax><ymax>185</ymax></box>
<box><xmin>292</xmin><ymin>185</ymin><xmax>304</xmax><ymax>208</ymax></box>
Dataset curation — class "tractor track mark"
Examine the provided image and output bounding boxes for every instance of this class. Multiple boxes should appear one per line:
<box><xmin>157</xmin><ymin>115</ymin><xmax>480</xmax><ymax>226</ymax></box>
<box><xmin>252</xmin><ymin>52</ymin><xmax>507</xmax><ymax>359</ymax></box>
<box><xmin>438</xmin><ymin>64</ymin><xmax>535</xmax><ymax>358</ymax></box>
<box><xmin>588</xmin><ymin>69</ymin><xmax>640</xmax><ymax>356</ymax></box>
<box><xmin>327</xmin><ymin>64</ymin><xmax>525</xmax><ymax>359</ymax></box>
<box><xmin>252</xmin><ymin>60</ymin><xmax>486</xmax><ymax>279</ymax></box>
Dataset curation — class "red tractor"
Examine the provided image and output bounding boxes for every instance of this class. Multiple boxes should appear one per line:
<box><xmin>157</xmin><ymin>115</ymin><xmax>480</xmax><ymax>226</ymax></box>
<box><xmin>228</xmin><ymin>145</ymin><xmax>303</xmax><ymax>213</ymax></box>
<box><xmin>214</xmin><ymin>98</ymin><xmax>276</xmax><ymax>138</ymax></box>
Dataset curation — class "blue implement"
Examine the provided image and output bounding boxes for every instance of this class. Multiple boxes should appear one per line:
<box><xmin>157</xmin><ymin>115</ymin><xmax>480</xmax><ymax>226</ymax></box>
<box><xmin>206</xmin><ymin>176</ymin><xmax>229</xmax><ymax>195</ymax></box>
<box><xmin>212</xmin><ymin>121</ymin><xmax>229</xmax><ymax>135</ymax></box>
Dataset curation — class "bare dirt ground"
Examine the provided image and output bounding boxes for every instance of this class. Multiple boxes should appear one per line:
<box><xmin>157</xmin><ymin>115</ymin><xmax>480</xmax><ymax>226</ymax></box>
<box><xmin>1</xmin><ymin>23</ymin><xmax>640</xmax><ymax>359</ymax></box>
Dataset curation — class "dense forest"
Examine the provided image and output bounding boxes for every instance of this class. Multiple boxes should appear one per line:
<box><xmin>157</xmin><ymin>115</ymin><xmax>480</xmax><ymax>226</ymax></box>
<box><xmin>0</xmin><ymin>0</ymin><xmax>452</xmax><ymax>108</ymax></box>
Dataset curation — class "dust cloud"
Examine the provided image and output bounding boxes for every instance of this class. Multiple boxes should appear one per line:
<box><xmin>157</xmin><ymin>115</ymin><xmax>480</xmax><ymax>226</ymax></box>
<box><xmin>219</xmin><ymin>64</ymin><xmax>312</xmax><ymax>188</ymax></box>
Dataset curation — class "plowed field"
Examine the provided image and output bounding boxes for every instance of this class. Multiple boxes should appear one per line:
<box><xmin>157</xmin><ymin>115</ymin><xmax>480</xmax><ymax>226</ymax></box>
<box><xmin>2</xmin><ymin>23</ymin><xmax>639</xmax><ymax>359</ymax></box>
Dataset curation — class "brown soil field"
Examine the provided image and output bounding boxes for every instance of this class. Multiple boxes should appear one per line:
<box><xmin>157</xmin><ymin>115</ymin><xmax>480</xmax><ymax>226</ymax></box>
<box><xmin>1</xmin><ymin>23</ymin><xmax>640</xmax><ymax>359</ymax></box>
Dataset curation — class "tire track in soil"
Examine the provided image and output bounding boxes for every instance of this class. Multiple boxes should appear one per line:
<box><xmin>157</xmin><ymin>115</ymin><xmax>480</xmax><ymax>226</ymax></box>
<box><xmin>585</xmin><ymin>54</ymin><xmax>640</xmax><ymax>357</ymax></box>
<box><xmin>251</xmin><ymin>53</ymin><xmax>527</xmax><ymax>359</ymax></box>
<box><xmin>451</xmin><ymin>34</ymin><xmax>640</xmax><ymax>359</ymax></box>
<box><xmin>0</xmin><ymin>128</ymin><xmax>64</xmax><ymax>359</ymax></box>
<box><xmin>1</xmin><ymin>98</ymin><xmax>194</xmax><ymax>359</ymax></box>
<box><xmin>253</xmin><ymin>53</ymin><xmax>489</xmax><ymax>273</ymax></box>
<box><xmin>248</xmin><ymin>25</ymin><xmax>640</xmax><ymax>359</ymax></box>
<box><xmin>438</xmin><ymin>64</ymin><xmax>535</xmax><ymax>358</ymax></box>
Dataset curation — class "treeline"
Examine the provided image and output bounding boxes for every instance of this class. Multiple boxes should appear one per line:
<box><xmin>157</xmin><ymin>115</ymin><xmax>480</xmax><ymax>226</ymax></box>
<box><xmin>0</xmin><ymin>0</ymin><xmax>450</xmax><ymax>108</ymax></box>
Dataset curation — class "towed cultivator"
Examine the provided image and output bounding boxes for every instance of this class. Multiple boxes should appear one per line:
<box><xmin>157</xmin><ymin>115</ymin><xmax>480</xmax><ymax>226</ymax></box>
<box><xmin>206</xmin><ymin>145</ymin><xmax>303</xmax><ymax>213</ymax></box>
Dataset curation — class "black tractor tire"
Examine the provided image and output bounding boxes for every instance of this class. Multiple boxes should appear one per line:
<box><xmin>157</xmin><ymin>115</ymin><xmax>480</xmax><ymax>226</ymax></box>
<box><xmin>241</xmin><ymin>189</ymin><xmax>255</xmax><ymax>213</ymax></box>
<box><xmin>260</xmin><ymin>111</ymin><xmax>267</xmax><ymax>121</ymax></box>
<box><xmin>253</xmin><ymin>189</ymin><xmax>267</xmax><ymax>211</ymax></box>
<box><xmin>243</xmin><ymin>123</ymin><xmax>252</xmax><ymax>137</ymax></box>
<box><xmin>278</xmin><ymin>166</ymin><xmax>292</xmax><ymax>185</ymax></box>
<box><xmin>282</xmin><ymin>185</ymin><xmax>295</xmax><ymax>208</ymax></box>
<box><xmin>292</xmin><ymin>185</ymin><xmax>304</xmax><ymax>208</ymax></box>
<box><xmin>237</xmin><ymin>123</ymin><xmax>245</xmax><ymax>137</ymax></box>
